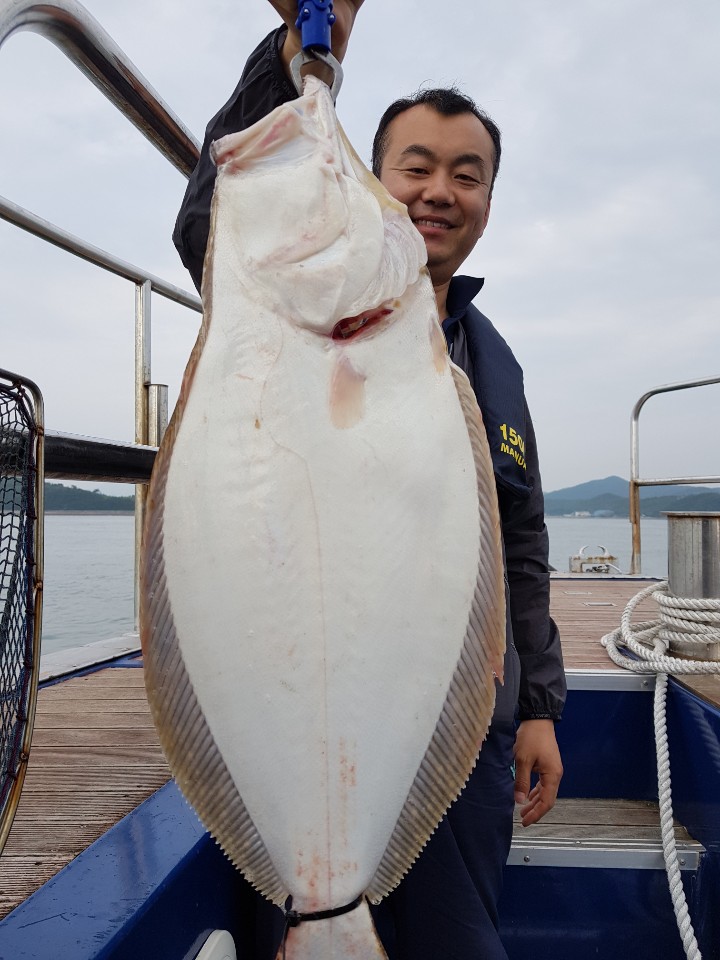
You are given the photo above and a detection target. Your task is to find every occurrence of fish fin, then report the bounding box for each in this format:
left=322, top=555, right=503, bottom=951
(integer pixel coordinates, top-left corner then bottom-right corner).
left=140, top=385, right=288, bottom=907
left=277, top=900, right=388, bottom=960
left=449, top=361, right=507, bottom=686
left=367, top=362, right=506, bottom=902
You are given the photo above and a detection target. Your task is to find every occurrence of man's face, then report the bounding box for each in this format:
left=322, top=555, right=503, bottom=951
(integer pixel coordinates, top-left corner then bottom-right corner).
left=379, top=105, right=494, bottom=287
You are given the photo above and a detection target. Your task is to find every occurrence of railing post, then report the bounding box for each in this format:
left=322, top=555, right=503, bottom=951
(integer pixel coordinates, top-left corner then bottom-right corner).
left=629, top=479, right=642, bottom=575
left=134, top=280, right=152, bottom=629
left=148, top=384, right=168, bottom=447
left=629, top=401, right=642, bottom=575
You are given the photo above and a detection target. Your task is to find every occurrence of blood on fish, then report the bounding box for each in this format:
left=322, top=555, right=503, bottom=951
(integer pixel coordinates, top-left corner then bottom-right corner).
left=214, top=110, right=300, bottom=170
left=329, top=354, right=366, bottom=429
left=256, top=112, right=297, bottom=152
left=331, top=307, right=393, bottom=341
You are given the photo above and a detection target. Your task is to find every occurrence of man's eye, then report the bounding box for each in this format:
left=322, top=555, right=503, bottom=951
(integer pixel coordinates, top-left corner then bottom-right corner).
left=406, top=167, right=428, bottom=175
left=456, top=173, right=481, bottom=185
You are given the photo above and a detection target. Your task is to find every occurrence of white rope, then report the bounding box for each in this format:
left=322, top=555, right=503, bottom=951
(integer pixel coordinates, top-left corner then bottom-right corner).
left=602, top=581, right=720, bottom=960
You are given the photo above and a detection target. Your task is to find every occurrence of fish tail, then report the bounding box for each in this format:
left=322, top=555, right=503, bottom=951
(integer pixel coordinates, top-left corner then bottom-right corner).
left=277, top=900, right=388, bottom=960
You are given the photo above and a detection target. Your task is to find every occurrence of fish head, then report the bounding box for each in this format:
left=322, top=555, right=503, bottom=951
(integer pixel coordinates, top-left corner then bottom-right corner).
left=211, top=78, right=427, bottom=340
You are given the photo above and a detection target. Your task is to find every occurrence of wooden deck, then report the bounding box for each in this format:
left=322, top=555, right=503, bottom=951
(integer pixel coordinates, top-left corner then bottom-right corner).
left=0, top=576, right=716, bottom=920
left=548, top=576, right=720, bottom=707
left=550, top=577, right=660, bottom=671
left=0, top=664, right=171, bottom=919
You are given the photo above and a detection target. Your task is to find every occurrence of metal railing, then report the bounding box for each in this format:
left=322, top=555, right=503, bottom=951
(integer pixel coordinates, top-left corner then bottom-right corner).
left=0, top=0, right=199, bottom=177
left=629, top=375, right=720, bottom=574
left=0, top=0, right=203, bottom=622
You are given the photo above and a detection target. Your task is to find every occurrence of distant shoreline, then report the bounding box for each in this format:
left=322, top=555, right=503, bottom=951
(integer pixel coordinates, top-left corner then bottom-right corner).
left=45, top=510, right=134, bottom=516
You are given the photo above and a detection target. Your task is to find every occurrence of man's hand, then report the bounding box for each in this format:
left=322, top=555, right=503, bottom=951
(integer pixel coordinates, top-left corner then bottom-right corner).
left=269, top=1, right=365, bottom=82
left=513, top=719, right=563, bottom=827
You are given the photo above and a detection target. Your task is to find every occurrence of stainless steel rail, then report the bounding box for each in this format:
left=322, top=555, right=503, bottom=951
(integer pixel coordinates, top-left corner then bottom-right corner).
left=0, top=0, right=200, bottom=177
left=1, top=0, right=203, bottom=622
left=629, top=375, right=720, bottom=574
left=0, top=196, right=201, bottom=311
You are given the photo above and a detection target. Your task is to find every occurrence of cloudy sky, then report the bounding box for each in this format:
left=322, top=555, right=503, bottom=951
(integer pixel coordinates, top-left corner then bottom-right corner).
left=1, top=0, right=718, bottom=496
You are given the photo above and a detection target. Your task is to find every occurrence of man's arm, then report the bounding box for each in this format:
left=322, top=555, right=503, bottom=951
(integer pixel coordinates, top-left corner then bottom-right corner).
left=498, top=405, right=566, bottom=826
left=173, top=28, right=295, bottom=291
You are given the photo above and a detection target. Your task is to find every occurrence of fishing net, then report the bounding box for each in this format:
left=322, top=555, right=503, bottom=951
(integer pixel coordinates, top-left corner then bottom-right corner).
left=0, top=371, right=42, bottom=852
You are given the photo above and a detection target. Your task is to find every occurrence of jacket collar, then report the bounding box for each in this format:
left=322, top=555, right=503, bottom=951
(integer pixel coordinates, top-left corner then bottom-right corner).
left=442, top=275, right=485, bottom=336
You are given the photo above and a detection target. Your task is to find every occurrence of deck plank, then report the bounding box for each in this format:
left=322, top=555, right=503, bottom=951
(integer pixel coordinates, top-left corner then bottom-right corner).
left=32, top=713, right=157, bottom=728
left=513, top=798, right=697, bottom=845
left=31, top=727, right=165, bottom=747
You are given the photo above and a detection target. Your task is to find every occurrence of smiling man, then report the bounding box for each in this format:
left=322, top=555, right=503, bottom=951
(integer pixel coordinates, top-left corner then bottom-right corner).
left=373, top=97, right=496, bottom=319
left=173, top=3, right=565, bottom=958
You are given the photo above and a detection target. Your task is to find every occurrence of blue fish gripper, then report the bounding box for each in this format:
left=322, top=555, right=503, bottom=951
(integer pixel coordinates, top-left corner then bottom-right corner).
left=296, top=0, right=336, bottom=52
left=291, top=0, right=343, bottom=100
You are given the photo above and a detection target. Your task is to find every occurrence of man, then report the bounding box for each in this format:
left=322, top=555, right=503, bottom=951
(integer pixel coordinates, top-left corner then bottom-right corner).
left=174, top=3, right=565, bottom=957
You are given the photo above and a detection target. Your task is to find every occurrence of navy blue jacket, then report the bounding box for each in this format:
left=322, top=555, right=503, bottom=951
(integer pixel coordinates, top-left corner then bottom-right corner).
left=444, top=281, right=565, bottom=721
left=173, top=29, right=565, bottom=723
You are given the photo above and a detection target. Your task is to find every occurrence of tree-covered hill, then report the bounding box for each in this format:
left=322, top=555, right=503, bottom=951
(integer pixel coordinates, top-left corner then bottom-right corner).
left=44, top=482, right=134, bottom=512
left=544, top=477, right=720, bottom=517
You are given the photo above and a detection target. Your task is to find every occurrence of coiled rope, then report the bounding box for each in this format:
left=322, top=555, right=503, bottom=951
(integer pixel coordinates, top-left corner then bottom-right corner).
left=602, top=581, right=720, bottom=960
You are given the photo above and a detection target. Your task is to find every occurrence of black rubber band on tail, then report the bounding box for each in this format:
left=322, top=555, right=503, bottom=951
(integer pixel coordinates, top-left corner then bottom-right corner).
left=281, top=894, right=364, bottom=957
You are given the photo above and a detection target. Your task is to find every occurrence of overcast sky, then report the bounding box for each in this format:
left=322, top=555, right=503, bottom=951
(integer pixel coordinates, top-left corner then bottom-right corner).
left=1, top=0, right=718, bottom=497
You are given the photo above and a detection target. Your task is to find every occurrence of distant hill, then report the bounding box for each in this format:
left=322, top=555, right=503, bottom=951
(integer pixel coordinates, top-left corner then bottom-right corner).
left=41, top=477, right=718, bottom=517
left=545, top=476, right=629, bottom=501
left=545, top=475, right=718, bottom=502
left=45, top=482, right=134, bottom=512
left=545, top=476, right=720, bottom=517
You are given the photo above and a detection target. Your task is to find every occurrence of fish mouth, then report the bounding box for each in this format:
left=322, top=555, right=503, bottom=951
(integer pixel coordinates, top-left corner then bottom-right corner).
left=332, top=305, right=394, bottom=341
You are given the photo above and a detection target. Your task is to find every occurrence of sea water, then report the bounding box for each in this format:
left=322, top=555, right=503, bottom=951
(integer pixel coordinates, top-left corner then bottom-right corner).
left=546, top=515, right=667, bottom=577
left=38, top=514, right=669, bottom=656
left=42, top=514, right=135, bottom=654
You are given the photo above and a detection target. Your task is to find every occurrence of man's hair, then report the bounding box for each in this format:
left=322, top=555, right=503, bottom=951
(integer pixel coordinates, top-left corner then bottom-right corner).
left=371, top=87, right=502, bottom=192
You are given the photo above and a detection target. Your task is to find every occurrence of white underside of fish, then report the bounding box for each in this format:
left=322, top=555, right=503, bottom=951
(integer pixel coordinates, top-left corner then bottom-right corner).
left=141, top=76, right=505, bottom=959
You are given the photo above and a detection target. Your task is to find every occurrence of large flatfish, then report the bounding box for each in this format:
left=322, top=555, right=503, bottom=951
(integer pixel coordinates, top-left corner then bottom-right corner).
left=140, top=75, right=505, bottom=959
